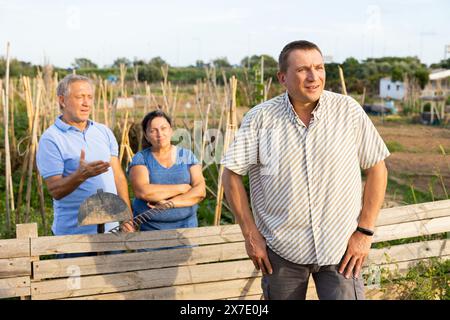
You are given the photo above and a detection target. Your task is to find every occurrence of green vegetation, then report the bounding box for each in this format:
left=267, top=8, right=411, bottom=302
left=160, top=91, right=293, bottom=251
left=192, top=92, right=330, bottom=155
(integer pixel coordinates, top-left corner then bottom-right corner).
left=385, top=141, right=405, bottom=153
left=386, top=177, right=439, bottom=206
left=380, top=258, right=450, bottom=300
left=0, top=55, right=432, bottom=99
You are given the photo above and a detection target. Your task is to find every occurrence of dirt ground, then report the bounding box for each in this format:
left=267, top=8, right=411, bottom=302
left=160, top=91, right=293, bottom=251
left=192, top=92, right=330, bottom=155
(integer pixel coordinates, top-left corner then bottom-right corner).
left=371, top=116, right=450, bottom=205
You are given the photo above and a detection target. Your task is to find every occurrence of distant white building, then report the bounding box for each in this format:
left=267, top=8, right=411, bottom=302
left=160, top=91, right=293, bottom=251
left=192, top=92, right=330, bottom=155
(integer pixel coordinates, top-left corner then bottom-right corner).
left=421, top=69, right=450, bottom=98
left=379, top=77, right=406, bottom=100
left=114, top=97, right=135, bottom=109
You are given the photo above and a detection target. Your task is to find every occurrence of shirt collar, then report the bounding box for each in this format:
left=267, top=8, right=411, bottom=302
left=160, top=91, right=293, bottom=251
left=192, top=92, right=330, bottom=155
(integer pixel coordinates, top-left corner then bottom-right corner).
left=55, top=115, right=93, bottom=132
left=284, top=91, right=326, bottom=126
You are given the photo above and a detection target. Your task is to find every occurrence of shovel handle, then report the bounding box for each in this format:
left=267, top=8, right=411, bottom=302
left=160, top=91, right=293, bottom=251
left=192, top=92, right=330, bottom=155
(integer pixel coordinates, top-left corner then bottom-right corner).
left=97, top=224, right=105, bottom=234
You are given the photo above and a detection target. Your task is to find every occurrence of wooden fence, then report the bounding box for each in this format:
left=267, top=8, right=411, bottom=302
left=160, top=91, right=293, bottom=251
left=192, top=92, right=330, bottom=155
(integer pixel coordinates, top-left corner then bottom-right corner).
left=1, top=200, right=449, bottom=300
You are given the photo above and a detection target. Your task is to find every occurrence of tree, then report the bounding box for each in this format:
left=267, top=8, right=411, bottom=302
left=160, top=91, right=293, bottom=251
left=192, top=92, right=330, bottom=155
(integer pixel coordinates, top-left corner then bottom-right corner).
left=391, top=66, right=404, bottom=82
left=132, top=58, right=147, bottom=66
left=240, top=54, right=278, bottom=69
left=148, top=56, right=168, bottom=68
left=0, top=57, right=36, bottom=77
left=430, top=58, right=450, bottom=69
left=112, top=57, right=132, bottom=68
left=137, top=65, right=162, bottom=82
left=414, top=69, right=429, bottom=89
left=195, top=60, right=208, bottom=68
left=212, top=57, right=231, bottom=68
left=71, top=58, right=97, bottom=69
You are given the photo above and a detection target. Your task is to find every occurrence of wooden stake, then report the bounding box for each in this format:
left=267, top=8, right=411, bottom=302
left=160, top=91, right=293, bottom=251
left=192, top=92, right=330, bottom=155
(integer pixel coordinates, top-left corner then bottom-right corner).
left=3, top=42, right=13, bottom=232
left=36, top=171, right=47, bottom=235
left=200, top=104, right=211, bottom=163
left=214, top=76, right=238, bottom=225
left=24, top=80, right=41, bottom=222
left=361, top=87, right=366, bottom=106
left=15, top=147, right=28, bottom=224
left=260, top=55, right=265, bottom=103
left=9, top=79, right=17, bottom=161
left=120, top=63, right=126, bottom=98
left=338, top=65, right=347, bottom=96
left=119, top=111, right=129, bottom=164
left=144, top=83, right=150, bottom=116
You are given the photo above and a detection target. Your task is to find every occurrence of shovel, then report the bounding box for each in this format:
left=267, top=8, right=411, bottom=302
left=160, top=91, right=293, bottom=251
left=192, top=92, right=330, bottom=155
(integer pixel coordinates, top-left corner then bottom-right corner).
left=78, top=189, right=131, bottom=234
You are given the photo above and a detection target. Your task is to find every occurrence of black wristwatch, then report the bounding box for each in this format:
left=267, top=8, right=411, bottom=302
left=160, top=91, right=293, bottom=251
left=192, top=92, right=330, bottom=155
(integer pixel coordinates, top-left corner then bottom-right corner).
left=356, top=226, right=374, bottom=236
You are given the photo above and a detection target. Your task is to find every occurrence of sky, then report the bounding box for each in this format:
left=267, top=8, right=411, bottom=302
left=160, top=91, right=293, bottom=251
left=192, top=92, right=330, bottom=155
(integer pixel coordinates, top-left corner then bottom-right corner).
left=0, top=0, right=449, bottom=68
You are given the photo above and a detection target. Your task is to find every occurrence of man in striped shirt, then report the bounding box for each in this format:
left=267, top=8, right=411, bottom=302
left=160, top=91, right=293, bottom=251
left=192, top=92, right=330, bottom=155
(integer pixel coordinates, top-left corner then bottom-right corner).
left=221, top=40, right=390, bottom=300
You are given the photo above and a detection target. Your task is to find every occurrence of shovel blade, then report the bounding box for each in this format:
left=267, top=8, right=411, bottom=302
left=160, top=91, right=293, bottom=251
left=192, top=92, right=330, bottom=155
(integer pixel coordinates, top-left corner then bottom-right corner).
left=78, top=190, right=131, bottom=226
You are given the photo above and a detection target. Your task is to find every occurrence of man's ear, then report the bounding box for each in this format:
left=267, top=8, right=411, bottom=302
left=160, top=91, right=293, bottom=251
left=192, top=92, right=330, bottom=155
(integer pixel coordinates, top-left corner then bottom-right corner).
left=277, top=71, right=286, bottom=86
left=58, top=95, right=65, bottom=108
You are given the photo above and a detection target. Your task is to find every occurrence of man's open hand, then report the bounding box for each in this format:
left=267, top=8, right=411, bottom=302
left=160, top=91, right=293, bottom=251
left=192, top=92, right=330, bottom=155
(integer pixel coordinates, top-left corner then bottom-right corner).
left=77, top=149, right=110, bottom=179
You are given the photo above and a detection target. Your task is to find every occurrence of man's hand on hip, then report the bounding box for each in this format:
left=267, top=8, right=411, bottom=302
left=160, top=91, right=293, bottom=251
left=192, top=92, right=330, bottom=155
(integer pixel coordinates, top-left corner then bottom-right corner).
left=245, top=230, right=273, bottom=275
left=338, top=231, right=373, bottom=279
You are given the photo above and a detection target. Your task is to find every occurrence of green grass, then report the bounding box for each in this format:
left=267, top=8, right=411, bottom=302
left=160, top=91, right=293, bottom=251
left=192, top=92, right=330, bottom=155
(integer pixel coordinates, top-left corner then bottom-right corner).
left=385, top=140, right=405, bottom=153
left=380, top=257, right=450, bottom=300
left=386, top=176, right=439, bottom=205
left=371, top=177, right=446, bottom=249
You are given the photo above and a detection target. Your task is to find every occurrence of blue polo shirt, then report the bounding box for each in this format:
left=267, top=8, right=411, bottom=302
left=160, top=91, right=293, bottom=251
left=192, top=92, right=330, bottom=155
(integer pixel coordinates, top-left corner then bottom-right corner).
left=36, top=116, right=120, bottom=235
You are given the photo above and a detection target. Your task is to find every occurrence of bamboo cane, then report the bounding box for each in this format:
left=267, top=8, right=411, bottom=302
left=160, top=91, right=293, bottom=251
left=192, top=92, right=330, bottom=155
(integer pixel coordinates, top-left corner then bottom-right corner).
left=93, top=78, right=102, bottom=122
left=160, top=65, right=170, bottom=114
left=35, top=75, right=47, bottom=233
left=214, top=76, right=238, bottom=225
left=200, top=103, right=211, bottom=163
left=171, top=85, right=179, bottom=121
left=144, top=83, right=150, bottom=116
left=1, top=78, right=16, bottom=216
left=15, top=146, right=28, bottom=224
left=119, top=111, right=129, bottom=164
left=260, top=55, right=265, bottom=103
left=361, top=87, right=366, bottom=106
left=52, top=73, right=59, bottom=120
left=264, top=77, right=272, bottom=102
left=124, top=121, right=135, bottom=166
left=36, top=168, right=47, bottom=235
left=3, top=42, right=12, bottom=232
left=338, top=65, right=348, bottom=96
left=194, top=83, right=205, bottom=124
left=9, top=79, right=17, bottom=160
left=205, top=184, right=233, bottom=213
left=120, top=63, right=126, bottom=98
left=15, top=77, right=33, bottom=222
left=23, top=77, right=33, bottom=129
left=101, top=79, right=110, bottom=128
left=24, top=80, right=42, bottom=222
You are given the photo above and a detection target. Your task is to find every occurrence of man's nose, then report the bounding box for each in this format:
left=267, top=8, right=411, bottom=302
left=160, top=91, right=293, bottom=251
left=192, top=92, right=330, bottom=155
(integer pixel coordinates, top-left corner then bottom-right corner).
left=82, top=96, right=91, bottom=105
left=306, top=69, right=318, bottom=81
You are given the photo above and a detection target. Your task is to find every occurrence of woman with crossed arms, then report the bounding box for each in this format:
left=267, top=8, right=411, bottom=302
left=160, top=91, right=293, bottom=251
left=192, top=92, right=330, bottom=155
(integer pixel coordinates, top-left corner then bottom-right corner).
left=128, top=110, right=206, bottom=231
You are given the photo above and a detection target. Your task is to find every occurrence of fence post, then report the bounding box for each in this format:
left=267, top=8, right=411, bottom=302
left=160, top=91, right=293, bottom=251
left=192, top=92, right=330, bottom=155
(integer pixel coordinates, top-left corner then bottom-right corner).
left=16, top=223, right=38, bottom=300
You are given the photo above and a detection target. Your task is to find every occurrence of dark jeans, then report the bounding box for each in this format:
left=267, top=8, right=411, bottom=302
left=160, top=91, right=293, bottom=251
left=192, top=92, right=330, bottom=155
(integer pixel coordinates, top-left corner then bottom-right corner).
left=262, top=247, right=365, bottom=300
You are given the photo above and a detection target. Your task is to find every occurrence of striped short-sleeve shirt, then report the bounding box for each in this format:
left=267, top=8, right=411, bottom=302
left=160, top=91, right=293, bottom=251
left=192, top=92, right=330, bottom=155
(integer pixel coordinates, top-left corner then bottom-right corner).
left=221, top=91, right=390, bottom=266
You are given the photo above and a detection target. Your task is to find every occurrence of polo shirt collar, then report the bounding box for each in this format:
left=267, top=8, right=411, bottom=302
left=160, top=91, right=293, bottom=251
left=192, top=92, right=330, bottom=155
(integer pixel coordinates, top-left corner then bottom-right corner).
left=54, top=116, right=93, bottom=132
left=284, top=91, right=326, bottom=126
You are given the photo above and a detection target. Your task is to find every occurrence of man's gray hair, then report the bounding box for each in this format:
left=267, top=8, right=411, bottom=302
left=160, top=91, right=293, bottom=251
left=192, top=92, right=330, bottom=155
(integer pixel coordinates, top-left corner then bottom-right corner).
left=56, top=74, right=94, bottom=97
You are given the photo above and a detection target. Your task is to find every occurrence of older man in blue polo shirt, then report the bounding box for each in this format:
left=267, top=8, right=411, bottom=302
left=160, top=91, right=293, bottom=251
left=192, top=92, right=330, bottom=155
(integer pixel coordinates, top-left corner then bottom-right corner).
left=36, top=74, right=133, bottom=235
